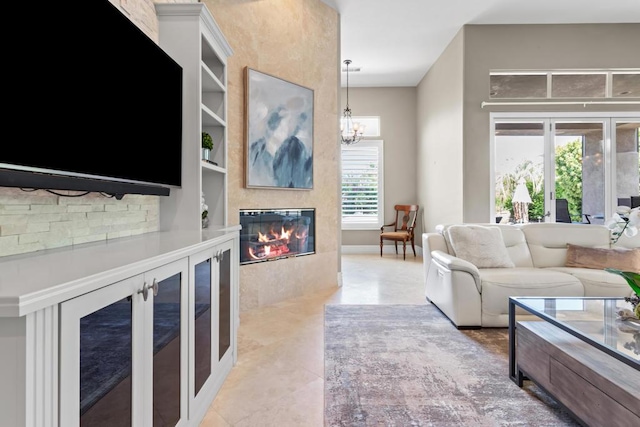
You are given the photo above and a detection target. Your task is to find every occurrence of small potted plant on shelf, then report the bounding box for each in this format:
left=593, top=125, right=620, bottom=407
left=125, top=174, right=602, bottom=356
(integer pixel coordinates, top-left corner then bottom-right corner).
left=202, top=132, right=213, bottom=162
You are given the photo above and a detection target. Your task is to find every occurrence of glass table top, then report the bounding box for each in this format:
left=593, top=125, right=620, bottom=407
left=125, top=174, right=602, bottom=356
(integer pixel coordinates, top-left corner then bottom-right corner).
left=511, top=297, right=640, bottom=365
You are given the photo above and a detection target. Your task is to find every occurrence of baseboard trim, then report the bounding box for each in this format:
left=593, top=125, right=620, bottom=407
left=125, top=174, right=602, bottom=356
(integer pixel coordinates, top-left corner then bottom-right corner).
left=341, top=245, right=423, bottom=255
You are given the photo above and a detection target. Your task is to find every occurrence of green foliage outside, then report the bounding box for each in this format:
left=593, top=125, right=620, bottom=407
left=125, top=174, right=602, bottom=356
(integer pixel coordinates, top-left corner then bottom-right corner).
left=496, top=138, right=584, bottom=222
left=554, top=139, right=583, bottom=221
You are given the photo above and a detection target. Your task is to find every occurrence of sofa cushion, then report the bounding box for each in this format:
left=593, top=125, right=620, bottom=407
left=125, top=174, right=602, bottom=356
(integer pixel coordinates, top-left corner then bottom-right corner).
left=497, top=225, right=534, bottom=268
left=564, top=244, right=640, bottom=273
left=479, top=268, right=584, bottom=318
left=520, top=223, right=610, bottom=268
left=547, top=267, right=634, bottom=297
left=448, top=225, right=515, bottom=268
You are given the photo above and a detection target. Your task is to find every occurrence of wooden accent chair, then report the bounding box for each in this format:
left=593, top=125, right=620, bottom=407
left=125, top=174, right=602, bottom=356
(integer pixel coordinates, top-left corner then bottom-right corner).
left=380, top=204, right=419, bottom=260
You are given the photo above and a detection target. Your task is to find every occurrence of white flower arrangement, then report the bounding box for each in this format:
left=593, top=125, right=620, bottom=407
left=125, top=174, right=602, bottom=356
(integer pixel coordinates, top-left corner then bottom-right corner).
left=606, top=205, right=639, bottom=244
left=201, top=192, right=209, bottom=220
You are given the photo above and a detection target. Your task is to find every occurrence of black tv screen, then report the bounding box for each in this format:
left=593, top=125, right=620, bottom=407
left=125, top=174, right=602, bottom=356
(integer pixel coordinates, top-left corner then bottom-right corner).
left=1, top=0, right=182, bottom=197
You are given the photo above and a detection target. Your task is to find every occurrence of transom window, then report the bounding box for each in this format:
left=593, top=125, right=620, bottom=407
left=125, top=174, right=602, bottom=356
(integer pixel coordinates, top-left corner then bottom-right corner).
left=490, top=70, right=640, bottom=99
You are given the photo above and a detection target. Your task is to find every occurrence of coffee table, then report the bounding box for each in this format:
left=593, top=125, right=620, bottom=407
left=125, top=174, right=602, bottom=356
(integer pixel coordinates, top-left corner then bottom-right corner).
left=508, top=297, right=640, bottom=426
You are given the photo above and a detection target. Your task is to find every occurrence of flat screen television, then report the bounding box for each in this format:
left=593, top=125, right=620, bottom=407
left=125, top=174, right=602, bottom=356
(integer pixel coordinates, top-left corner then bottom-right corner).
left=0, top=0, right=183, bottom=199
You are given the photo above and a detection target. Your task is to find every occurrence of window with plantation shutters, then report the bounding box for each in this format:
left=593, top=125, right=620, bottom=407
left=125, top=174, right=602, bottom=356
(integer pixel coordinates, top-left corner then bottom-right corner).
left=341, top=140, right=384, bottom=229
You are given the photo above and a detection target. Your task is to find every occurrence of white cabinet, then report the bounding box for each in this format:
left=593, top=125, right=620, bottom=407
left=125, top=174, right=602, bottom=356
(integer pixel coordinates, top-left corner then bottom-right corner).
left=188, top=238, right=238, bottom=423
left=157, top=3, right=233, bottom=230
left=0, top=228, right=240, bottom=427
left=59, top=259, right=189, bottom=427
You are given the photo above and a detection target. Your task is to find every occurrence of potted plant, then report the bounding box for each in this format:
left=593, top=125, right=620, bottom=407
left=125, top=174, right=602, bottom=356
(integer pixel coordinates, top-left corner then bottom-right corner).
left=606, top=268, right=640, bottom=318
left=202, top=132, right=213, bottom=162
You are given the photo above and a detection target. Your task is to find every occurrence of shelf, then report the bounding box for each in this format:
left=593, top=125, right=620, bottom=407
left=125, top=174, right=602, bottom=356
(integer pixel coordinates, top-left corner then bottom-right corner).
left=157, top=1, right=232, bottom=230
left=202, top=62, right=225, bottom=93
left=201, top=35, right=225, bottom=82
left=202, top=105, right=226, bottom=127
left=202, top=161, right=226, bottom=174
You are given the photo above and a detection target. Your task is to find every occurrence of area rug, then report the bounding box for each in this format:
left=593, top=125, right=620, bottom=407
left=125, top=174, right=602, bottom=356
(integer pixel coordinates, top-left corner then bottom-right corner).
left=324, top=304, right=580, bottom=426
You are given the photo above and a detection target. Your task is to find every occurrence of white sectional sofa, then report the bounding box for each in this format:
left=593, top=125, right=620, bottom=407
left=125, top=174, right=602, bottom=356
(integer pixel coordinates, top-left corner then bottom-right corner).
left=422, top=223, right=639, bottom=328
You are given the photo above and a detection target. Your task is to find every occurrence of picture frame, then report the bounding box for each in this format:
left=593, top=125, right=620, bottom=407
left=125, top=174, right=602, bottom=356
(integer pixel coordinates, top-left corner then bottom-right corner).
left=245, top=67, right=314, bottom=189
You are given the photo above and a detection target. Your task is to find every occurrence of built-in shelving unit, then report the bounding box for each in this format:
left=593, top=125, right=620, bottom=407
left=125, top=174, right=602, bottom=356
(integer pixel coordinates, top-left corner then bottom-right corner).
left=157, top=3, right=233, bottom=230
left=0, top=6, right=239, bottom=426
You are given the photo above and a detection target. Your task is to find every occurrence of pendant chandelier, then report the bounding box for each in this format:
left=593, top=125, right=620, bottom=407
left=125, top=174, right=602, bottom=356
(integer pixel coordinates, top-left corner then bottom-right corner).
left=340, top=59, right=364, bottom=145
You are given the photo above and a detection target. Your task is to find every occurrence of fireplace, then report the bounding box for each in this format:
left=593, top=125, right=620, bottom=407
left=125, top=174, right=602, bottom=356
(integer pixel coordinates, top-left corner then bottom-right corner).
left=239, top=208, right=315, bottom=265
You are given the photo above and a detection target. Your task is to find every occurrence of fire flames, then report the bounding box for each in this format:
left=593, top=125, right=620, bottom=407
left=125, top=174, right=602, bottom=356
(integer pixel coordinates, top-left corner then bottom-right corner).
left=247, top=225, right=307, bottom=260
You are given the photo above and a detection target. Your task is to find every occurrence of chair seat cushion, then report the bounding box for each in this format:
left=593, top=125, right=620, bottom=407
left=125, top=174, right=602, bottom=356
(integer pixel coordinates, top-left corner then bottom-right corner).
left=381, top=231, right=410, bottom=239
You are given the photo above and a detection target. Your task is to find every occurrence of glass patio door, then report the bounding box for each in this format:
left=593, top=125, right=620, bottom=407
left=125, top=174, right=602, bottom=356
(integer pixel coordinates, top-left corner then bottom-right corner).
left=492, top=113, right=640, bottom=224
left=493, top=120, right=547, bottom=224
left=613, top=119, right=640, bottom=211
left=551, top=120, right=606, bottom=224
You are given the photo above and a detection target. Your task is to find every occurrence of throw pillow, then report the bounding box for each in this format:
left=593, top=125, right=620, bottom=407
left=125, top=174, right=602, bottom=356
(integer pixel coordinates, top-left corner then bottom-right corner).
left=565, top=244, right=640, bottom=273
left=447, top=225, right=515, bottom=268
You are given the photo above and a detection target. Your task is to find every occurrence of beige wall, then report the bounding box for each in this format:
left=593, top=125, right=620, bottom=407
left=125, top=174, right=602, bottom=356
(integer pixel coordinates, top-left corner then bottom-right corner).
left=416, top=30, right=464, bottom=233
left=462, top=23, right=640, bottom=223
left=417, top=23, right=640, bottom=232
left=340, top=87, right=419, bottom=246
left=205, top=0, right=340, bottom=311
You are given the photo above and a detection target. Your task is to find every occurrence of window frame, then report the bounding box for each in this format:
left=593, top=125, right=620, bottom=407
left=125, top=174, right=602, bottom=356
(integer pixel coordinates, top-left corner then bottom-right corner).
left=341, top=139, right=384, bottom=230
left=350, top=116, right=381, bottom=137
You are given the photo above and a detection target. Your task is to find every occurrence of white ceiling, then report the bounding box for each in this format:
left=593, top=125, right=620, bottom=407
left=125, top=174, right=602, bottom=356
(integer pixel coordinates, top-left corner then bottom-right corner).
left=321, top=0, right=640, bottom=87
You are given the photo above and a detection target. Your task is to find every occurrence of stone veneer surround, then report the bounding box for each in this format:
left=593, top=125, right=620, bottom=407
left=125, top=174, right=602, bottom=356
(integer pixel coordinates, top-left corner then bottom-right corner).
left=0, top=188, right=159, bottom=257
left=206, top=0, right=340, bottom=311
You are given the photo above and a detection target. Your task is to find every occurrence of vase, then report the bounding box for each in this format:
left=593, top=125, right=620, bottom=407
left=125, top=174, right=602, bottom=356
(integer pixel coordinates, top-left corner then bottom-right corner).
left=202, top=217, right=209, bottom=229
left=202, top=148, right=211, bottom=162
left=627, top=294, right=640, bottom=319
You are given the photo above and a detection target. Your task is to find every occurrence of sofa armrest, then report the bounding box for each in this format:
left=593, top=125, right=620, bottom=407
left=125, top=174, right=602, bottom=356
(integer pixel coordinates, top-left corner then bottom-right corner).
left=425, top=250, right=483, bottom=327
left=431, top=250, right=481, bottom=290
left=422, top=232, right=447, bottom=284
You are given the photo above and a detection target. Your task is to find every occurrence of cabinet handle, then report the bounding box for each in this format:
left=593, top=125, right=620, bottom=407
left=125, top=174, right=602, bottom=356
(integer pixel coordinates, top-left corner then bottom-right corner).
left=138, top=282, right=149, bottom=301
left=150, top=279, right=159, bottom=297
left=137, top=280, right=158, bottom=302
left=214, top=250, right=224, bottom=262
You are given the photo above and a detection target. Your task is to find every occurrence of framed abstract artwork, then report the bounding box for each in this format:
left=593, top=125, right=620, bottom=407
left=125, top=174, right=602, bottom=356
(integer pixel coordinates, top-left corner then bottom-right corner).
left=245, top=67, right=314, bottom=189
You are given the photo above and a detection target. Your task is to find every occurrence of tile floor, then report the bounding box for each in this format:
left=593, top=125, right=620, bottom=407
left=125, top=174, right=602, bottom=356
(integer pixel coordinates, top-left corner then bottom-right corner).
left=200, top=253, right=426, bottom=426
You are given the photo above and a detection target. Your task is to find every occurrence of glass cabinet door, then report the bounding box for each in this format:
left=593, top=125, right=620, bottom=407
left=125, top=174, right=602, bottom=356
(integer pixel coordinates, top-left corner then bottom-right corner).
left=60, top=275, right=145, bottom=427
left=218, top=245, right=232, bottom=362
left=192, top=254, right=212, bottom=397
left=60, top=258, right=189, bottom=427
left=145, top=259, right=189, bottom=427
left=188, top=238, right=236, bottom=421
